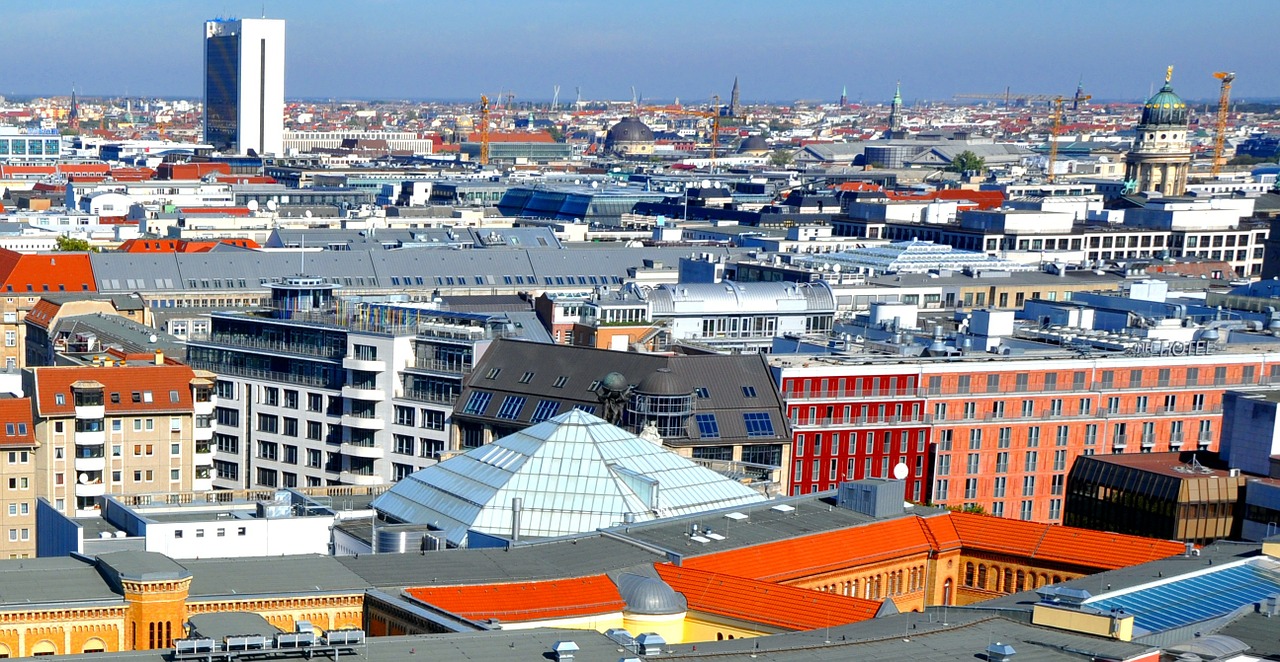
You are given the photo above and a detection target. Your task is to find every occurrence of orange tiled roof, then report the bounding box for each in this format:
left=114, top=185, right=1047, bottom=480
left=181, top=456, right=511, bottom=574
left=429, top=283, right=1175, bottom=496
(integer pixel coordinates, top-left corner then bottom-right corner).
left=683, top=516, right=935, bottom=583
left=32, top=364, right=198, bottom=417
left=0, top=399, right=35, bottom=447
left=654, top=564, right=879, bottom=630
left=404, top=575, right=624, bottom=623
left=0, top=250, right=96, bottom=295
left=947, top=511, right=1185, bottom=570
left=24, top=299, right=61, bottom=330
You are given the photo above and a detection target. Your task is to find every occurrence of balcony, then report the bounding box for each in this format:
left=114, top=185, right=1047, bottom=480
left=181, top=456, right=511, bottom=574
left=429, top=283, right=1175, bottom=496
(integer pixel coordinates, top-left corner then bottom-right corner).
left=75, top=405, right=105, bottom=420
left=75, top=480, right=106, bottom=498
left=341, top=385, right=385, bottom=402
left=343, top=356, right=386, bottom=372
left=194, top=399, right=216, bottom=417
left=338, top=471, right=384, bottom=487
left=200, top=332, right=345, bottom=361
left=409, top=358, right=472, bottom=376
left=340, top=442, right=386, bottom=459
left=192, top=477, right=215, bottom=492
left=75, top=430, right=105, bottom=446
left=341, top=414, right=386, bottom=431
left=194, top=425, right=214, bottom=442
left=194, top=448, right=215, bottom=466
left=790, top=415, right=929, bottom=428
left=74, top=456, right=106, bottom=472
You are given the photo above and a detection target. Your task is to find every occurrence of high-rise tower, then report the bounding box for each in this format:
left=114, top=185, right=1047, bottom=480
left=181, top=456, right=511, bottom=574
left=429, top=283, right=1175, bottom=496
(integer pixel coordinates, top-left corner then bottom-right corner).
left=1123, top=67, right=1191, bottom=196
left=840, top=85, right=848, bottom=107
left=203, top=17, right=285, bottom=156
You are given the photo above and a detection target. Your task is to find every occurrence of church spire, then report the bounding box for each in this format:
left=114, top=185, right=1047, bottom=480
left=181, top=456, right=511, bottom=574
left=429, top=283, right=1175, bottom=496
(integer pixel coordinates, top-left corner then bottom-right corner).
left=729, top=76, right=741, bottom=117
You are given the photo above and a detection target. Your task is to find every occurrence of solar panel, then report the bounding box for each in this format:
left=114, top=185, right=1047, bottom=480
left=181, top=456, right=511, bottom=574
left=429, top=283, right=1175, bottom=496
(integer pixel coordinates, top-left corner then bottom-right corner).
left=1087, top=560, right=1280, bottom=634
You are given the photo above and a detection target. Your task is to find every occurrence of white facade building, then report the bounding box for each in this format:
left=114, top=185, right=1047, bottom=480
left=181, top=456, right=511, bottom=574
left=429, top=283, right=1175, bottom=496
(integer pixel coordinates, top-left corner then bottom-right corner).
left=204, top=18, right=286, bottom=156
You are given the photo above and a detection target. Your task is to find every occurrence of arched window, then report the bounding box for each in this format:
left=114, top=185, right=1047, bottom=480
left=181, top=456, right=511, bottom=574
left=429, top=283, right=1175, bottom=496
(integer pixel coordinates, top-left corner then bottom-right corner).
left=82, top=639, right=107, bottom=654
left=943, top=578, right=953, bottom=605
left=977, top=564, right=988, bottom=590
left=1003, top=568, right=1014, bottom=593
left=30, top=640, right=57, bottom=657
left=1052, top=575, right=1062, bottom=584
left=1016, top=570, right=1026, bottom=592
left=964, top=562, right=975, bottom=587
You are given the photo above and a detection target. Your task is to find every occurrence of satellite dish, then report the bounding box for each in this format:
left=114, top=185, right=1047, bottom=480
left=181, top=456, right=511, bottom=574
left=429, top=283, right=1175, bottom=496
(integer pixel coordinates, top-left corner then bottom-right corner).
left=701, top=179, right=712, bottom=188
left=304, top=210, right=312, bottom=218
left=79, top=473, right=90, bottom=484
left=892, top=462, right=909, bottom=481
left=266, top=199, right=278, bottom=211
left=246, top=200, right=258, bottom=212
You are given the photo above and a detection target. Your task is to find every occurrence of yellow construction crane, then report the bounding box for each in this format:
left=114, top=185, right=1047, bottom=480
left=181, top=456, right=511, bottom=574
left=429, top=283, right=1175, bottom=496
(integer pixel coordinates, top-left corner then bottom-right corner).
left=478, top=95, right=490, bottom=166
left=1211, top=71, right=1236, bottom=177
left=1046, top=93, right=1089, bottom=183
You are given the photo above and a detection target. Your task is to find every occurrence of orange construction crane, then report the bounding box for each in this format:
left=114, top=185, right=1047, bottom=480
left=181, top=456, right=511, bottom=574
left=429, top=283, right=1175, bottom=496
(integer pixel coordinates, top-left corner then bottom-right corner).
left=1047, top=93, right=1089, bottom=183
left=635, top=97, right=721, bottom=171
left=1211, top=72, right=1236, bottom=177
left=478, top=95, right=490, bottom=166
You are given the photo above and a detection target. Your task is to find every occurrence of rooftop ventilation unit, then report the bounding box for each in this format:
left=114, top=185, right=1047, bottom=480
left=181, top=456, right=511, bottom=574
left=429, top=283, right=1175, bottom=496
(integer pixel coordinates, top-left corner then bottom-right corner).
left=552, top=640, right=579, bottom=661
left=635, top=633, right=666, bottom=655
left=986, top=642, right=1016, bottom=662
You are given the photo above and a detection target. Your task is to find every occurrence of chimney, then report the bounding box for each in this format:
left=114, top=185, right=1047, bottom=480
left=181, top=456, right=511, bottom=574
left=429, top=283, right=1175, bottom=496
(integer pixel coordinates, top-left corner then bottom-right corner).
left=154, top=349, right=164, bottom=365
left=552, top=641, right=578, bottom=662
left=511, top=497, right=522, bottom=541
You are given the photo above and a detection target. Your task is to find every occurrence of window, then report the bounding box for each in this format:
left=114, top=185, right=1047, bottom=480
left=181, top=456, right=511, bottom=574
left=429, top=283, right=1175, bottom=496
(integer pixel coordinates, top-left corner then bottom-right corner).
left=742, top=385, right=758, bottom=398
left=1022, top=475, right=1036, bottom=496
left=307, top=393, right=323, bottom=412
left=518, top=371, right=534, bottom=384
left=743, top=412, right=775, bottom=437
left=462, top=391, right=492, bottom=415
left=1025, top=451, right=1038, bottom=472
left=283, top=390, right=298, bottom=409
left=552, top=376, right=569, bottom=389
left=306, top=421, right=322, bottom=440
left=394, top=405, right=415, bottom=427
left=257, top=414, right=278, bottom=433
left=530, top=400, right=561, bottom=423
left=394, top=435, right=415, bottom=456
left=420, top=409, right=446, bottom=431
left=694, top=387, right=709, bottom=398
left=496, top=396, right=527, bottom=420
left=484, top=368, right=501, bottom=379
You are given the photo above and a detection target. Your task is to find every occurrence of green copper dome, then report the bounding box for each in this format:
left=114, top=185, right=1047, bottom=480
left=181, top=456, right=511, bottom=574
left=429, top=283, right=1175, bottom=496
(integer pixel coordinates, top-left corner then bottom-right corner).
left=1141, top=82, right=1188, bottom=127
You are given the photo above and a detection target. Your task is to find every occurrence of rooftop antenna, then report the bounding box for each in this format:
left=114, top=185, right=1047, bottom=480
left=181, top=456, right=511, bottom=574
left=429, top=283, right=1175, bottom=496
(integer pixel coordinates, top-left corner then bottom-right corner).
left=300, top=235, right=305, bottom=275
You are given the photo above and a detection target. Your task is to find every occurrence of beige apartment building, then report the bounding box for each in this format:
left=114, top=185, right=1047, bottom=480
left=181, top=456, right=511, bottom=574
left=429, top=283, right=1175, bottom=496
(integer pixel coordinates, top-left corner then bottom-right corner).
left=0, top=398, right=37, bottom=557
left=24, top=359, right=216, bottom=524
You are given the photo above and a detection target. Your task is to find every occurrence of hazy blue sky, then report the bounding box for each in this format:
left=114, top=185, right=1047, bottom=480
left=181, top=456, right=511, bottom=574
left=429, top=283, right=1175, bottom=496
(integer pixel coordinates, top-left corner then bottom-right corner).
left=7, top=0, right=1278, bottom=103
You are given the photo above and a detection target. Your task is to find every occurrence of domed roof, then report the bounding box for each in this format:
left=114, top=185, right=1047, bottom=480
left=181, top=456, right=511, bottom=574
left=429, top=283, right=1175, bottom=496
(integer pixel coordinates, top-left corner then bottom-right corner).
left=737, top=135, right=768, bottom=153
left=635, top=367, right=686, bottom=395
left=605, top=116, right=654, bottom=145
left=1141, top=83, right=1188, bottom=127
left=599, top=371, right=629, bottom=395
left=616, top=573, right=687, bottom=615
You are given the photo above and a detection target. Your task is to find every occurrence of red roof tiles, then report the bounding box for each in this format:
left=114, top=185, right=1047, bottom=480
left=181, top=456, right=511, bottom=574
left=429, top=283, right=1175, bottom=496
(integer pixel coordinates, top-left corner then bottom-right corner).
left=684, top=516, right=936, bottom=583
left=405, top=575, right=624, bottom=623
left=654, top=564, right=879, bottom=630
left=946, top=511, right=1185, bottom=570
left=31, top=364, right=199, bottom=417
left=0, top=399, right=35, bottom=447
left=0, top=250, right=96, bottom=295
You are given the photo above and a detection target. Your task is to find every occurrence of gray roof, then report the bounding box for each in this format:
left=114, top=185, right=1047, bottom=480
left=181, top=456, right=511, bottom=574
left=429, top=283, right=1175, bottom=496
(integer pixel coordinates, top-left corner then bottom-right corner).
left=0, top=556, right=121, bottom=609
left=96, top=550, right=189, bottom=584
left=336, top=534, right=662, bottom=590
left=187, top=612, right=281, bottom=641
left=181, top=555, right=370, bottom=599
left=453, top=339, right=790, bottom=447
left=53, top=312, right=186, bottom=359
left=89, top=246, right=752, bottom=295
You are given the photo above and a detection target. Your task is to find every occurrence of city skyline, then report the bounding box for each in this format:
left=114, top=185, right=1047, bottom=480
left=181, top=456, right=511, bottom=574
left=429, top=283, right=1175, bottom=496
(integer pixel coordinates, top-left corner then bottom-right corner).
left=5, top=0, right=1279, bottom=104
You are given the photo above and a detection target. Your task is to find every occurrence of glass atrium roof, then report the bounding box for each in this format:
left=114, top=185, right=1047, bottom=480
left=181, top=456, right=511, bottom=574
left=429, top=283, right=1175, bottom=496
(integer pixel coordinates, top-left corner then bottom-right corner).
left=371, top=409, right=766, bottom=546
left=1086, top=558, right=1280, bottom=635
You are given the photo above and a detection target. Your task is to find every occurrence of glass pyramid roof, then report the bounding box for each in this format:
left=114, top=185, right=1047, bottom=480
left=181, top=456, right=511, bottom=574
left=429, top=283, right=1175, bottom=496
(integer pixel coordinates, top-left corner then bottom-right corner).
left=371, top=409, right=767, bottom=546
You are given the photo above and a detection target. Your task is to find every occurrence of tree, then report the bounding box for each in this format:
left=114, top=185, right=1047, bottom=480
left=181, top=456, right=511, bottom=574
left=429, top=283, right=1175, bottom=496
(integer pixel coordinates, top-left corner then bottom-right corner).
left=768, top=150, right=795, bottom=167
left=546, top=125, right=566, bottom=143
left=55, top=236, right=93, bottom=252
left=948, top=150, right=985, bottom=174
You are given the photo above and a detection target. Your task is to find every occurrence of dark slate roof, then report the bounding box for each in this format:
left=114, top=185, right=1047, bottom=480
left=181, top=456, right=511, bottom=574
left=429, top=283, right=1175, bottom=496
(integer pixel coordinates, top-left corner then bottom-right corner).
left=452, top=339, right=789, bottom=448
left=0, top=556, right=122, bottom=609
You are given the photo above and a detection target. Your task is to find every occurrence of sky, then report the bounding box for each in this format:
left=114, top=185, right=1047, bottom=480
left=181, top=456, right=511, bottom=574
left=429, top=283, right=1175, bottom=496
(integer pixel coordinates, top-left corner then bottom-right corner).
left=6, top=0, right=1279, bottom=104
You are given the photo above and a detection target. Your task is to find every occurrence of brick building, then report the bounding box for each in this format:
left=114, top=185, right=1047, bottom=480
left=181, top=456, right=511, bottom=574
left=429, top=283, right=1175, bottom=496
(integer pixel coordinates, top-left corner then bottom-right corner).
left=772, top=347, right=1279, bottom=522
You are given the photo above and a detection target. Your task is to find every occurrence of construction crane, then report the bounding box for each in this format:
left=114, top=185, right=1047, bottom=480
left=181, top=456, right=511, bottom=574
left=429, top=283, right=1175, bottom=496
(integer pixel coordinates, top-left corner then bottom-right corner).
left=633, top=96, right=721, bottom=171
left=1047, top=93, right=1090, bottom=183
left=478, top=95, right=490, bottom=166
left=1211, top=71, right=1236, bottom=177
